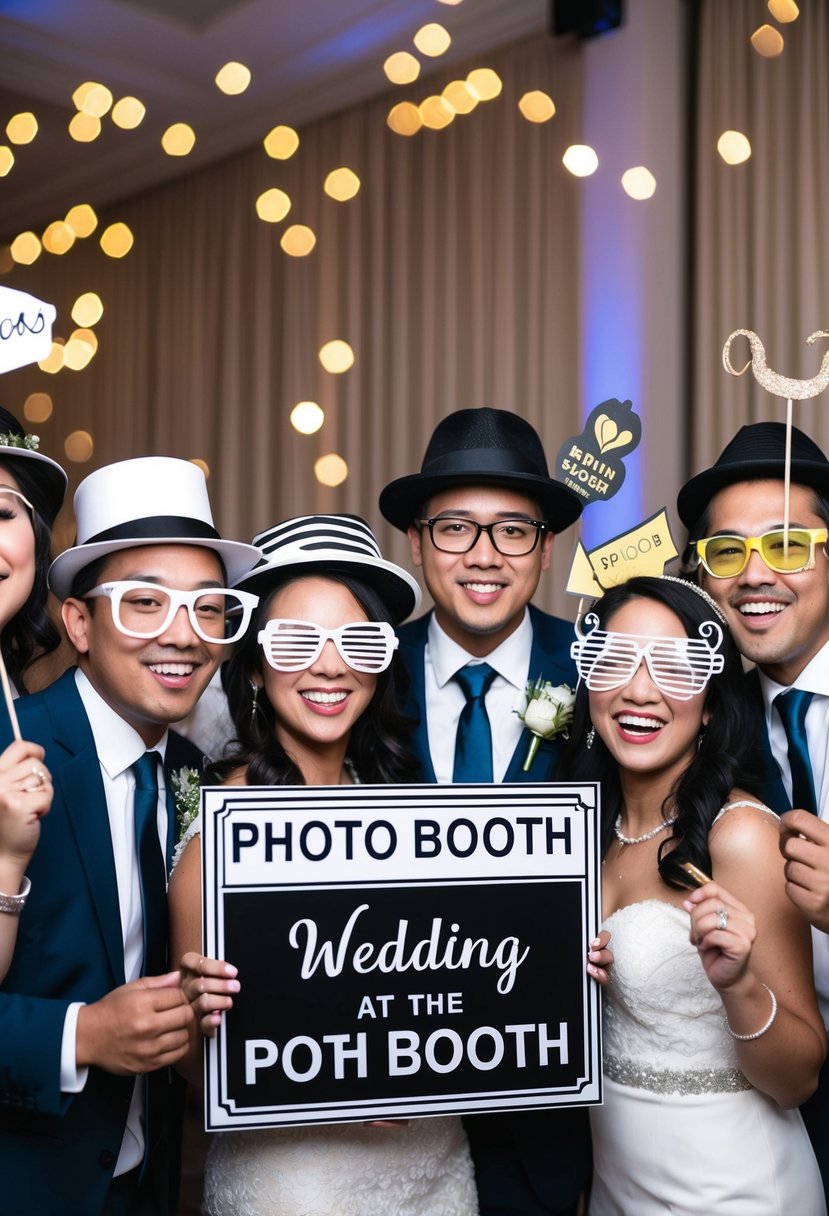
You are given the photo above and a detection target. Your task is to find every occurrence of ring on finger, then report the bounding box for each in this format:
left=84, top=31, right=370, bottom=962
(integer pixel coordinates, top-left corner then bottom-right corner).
left=717, top=907, right=728, bottom=931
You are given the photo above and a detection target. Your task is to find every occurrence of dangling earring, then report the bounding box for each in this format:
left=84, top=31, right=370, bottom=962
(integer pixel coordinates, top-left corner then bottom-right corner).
left=249, top=680, right=260, bottom=724
left=697, top=724, right=707, bottom=752
left=586, top=726, right=595, bottom=750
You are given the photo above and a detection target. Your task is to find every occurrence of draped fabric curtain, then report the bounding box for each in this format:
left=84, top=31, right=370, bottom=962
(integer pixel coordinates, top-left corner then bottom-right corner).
left=3, top=31, right=584, bottom=619
left=692, top=0, right=829, bottom=478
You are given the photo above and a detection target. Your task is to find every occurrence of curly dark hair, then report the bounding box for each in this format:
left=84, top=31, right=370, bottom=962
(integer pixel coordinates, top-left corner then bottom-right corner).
left=0, top=458, right=61, bottom=691
left=208, top=572, right=419, bottom=787
left=557, top=576, right=763, bottom=888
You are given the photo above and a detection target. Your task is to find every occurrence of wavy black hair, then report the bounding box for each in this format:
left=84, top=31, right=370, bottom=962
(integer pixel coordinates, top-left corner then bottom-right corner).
left=208, top=572, right=419, bottom=786
left=0, top=457, right=61, bottom=691
left=557, top=575, right=762, bottom=888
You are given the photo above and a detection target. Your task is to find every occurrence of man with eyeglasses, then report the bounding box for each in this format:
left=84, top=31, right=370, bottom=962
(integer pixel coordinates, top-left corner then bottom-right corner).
left=678, top=420, right=829, bottom=1195
left=380, top=407, right=589, bottom=1216
left=0, top=456, right=259, bottom=1216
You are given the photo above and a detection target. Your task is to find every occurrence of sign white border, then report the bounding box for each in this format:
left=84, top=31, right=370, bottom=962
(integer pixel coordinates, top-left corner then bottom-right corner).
left=203, top=782, right=602, bottom=1129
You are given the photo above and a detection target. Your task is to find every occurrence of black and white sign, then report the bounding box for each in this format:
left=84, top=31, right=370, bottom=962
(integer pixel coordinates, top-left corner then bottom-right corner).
left=202, top=782, right=602, bottom=1130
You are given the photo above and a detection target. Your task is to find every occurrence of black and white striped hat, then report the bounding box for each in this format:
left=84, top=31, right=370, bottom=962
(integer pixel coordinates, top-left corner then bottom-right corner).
left=236, top=514, right=421, bottom=624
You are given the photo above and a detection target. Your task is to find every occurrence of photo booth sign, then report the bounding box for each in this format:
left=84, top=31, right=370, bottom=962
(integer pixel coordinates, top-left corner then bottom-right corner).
left=202, top=782, right=602, bottom=1130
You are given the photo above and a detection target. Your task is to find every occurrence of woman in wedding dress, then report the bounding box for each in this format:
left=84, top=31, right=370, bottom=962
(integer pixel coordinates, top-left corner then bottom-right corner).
left=169, top=514, right=479, bottom=1216
left=563, top=575, right=826, bottom=1215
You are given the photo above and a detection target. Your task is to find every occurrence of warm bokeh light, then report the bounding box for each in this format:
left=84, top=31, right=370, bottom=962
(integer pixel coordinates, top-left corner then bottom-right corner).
left=280, top=225, right=316, bottom=256
left=72, top=82, right=112, bottom=116
left=324, top=167, right=361, bottom=202
left=562, top=144, right=599, bottom=177
left=111, top=97, right=146, bottom=129
left=161, top=123, right=196, bottom=156
left=10, top=232, right=41, bottom=265
left=0, top=247, right=13, bottom=275
left=64, top=431, right=94, bottom=462
left=386, top=102, right=422, bottom=137
left=314, top=453, right=348, bottom=487
left=768, top=0, right=798, bottom=22
left=717, top=129, right=752, bottom=164
left=77, top=83, right=113, bottom=117
left=71, top=327, right=98, bottom=354
left=466, top=68, right=502, bottom=101
left=68, top=112, right=101, bottom=142
left=443, top=80, right=479, bottom=114
left=215, top=62, right=251, bottom=94
left=42, top=221, right=76, bottom=255
left=6, top=112, right=38, bottom=145
left=62, top=336, right=95, bottom=371
left=751, top=24, right=784, bottom=56
left=72, top=292, right=104, bottom=326
left=436, top=0, right=464, bottom=5
left=383, top=52, right=420, bottom=85
left=319, top=340, right=355, bottom=374
left=100, top=222, right=134, bottom=258
left=263, top=125, right=299, bottom=159
left=255, top=188, right=291, bottom=223
left=290, top=401, right=325, bottom=434
left=621, top=166, right=657, bottom=199
left=419, top=95, right=454, bottom=130
left=190, top=458, right=210, bottom=478
left=65, top=203, right=98, bottom=237
left=414, top=23, right=451, bottom=57
left=38, top=340, right=65, bottom=374
left=0, top=147, right=13, bottom=177
left=23, top=392, right=53, bottom=424
left=518, top=90, right=556, bottom=123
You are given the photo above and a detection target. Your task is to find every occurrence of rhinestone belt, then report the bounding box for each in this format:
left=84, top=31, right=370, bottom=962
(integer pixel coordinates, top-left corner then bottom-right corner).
left=605, top=1054, right=751, bottom=1095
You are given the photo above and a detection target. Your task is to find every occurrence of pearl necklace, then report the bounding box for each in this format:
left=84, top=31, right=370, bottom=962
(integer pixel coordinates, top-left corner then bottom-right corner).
left=614, top=814, right=674, bottom=846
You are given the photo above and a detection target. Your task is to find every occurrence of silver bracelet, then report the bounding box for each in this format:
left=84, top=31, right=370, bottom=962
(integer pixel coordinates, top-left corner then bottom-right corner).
left=0, top=875, right=30, bottom=915
left=726, top=983, right=778, bottom=1041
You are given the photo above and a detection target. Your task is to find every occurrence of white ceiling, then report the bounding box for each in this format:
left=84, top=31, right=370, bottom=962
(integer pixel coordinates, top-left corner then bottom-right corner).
left=0, top=0, right=549, bottom=239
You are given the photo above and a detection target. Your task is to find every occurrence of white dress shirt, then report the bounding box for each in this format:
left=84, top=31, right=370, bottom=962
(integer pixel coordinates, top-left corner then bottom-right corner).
left=424, top=609, right=534, bottom=783
left=60, top=669, right=170, bottom=1175
left=759, top=641, right=829, bottom=1028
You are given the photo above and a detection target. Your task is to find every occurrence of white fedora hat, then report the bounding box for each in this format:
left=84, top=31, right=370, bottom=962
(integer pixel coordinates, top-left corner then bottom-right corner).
left=49, top=456, right=260, bottom=599
left=236, top=514, right=421, bottom=624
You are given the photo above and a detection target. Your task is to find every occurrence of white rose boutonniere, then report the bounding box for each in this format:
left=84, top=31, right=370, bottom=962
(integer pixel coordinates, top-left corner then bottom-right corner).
left=515, top=677, right=575, bottom=771
left=171, top=765, right=201, bottom=839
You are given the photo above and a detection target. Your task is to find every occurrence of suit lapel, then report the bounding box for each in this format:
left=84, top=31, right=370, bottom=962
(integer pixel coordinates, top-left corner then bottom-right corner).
left=399, top=616, right=437, bottom=783
left=505, top=607, right=577, bottom=784
left=46, top=672, right=125, bottom=984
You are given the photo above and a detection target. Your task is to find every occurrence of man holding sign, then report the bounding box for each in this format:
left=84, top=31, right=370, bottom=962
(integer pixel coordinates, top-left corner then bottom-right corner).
left=379, top=408, right=593, bottom=1216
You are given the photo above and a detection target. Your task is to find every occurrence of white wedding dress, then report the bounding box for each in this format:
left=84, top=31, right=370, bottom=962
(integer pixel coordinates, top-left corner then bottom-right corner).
left=590, top=880, right=825, bottom=1214
left=176, top=820, right=478, bottom=1216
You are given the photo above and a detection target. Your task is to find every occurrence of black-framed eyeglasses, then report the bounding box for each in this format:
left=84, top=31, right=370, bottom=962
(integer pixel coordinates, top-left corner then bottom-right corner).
left=419, top=516, right=548, bottom=556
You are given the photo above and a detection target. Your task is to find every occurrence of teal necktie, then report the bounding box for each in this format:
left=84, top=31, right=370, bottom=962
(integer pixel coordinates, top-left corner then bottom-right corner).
left=775, top=689, right=817, bottom=815
left=453, top=663, right=497, bottom=783
left=132, top=752, right=167, bottom=977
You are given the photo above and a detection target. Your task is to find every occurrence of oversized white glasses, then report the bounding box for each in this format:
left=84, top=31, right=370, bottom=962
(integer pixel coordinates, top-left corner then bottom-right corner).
left=571, top=613, right=724, bottom=701
left=258, top=618, right=398, bottom=673
left=86, top=581, right=258, bottom=644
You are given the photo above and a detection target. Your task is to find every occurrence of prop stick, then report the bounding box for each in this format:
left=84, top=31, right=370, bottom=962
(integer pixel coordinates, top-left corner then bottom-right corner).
left=0, top=652, right=21, bottom=742
left=723, top=329, right=829, bottom=543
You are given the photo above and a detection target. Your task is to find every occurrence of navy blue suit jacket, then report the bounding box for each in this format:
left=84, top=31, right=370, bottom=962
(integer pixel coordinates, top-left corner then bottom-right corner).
left=396, top=605, right=590, bottom=1215
left=0, top=668, right=201, bottom=1216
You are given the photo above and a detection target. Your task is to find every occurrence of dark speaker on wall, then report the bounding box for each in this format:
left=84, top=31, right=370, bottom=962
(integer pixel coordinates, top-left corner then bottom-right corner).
left=551, top=0, right=624, bottom=39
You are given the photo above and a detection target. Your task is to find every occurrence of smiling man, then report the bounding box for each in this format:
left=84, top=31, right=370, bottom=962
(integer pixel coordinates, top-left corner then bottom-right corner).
left=678, top=420, right=829, bottom=1195
left=379, top=407, right=588, bottom=1216
left=0, top=457, right=258, bottom=1216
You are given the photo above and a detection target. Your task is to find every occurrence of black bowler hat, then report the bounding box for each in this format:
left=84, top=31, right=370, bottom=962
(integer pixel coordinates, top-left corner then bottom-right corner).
left=379, top=407, right=583, bottom=533
left=677, top=421, right=829, bottom=531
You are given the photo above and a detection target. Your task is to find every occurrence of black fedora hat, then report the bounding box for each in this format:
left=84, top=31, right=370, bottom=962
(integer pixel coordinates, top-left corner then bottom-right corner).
left=677, top=421, right=829, bottom=531
left=379, top=407, right=583, bottom=533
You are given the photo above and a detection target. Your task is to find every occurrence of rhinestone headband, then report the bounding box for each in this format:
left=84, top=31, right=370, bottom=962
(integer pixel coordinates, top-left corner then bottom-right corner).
left=657, top=574, right=727, bottom=624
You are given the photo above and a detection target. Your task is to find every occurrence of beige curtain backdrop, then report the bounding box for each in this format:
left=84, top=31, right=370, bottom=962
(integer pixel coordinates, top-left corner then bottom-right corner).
left=692, top=0, right=829, bottom=480
left=2, top=31, right=585, bottom=619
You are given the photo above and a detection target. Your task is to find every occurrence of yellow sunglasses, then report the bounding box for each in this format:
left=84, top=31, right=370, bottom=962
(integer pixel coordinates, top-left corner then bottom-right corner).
left=693, top=528, right=829, bottom=579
